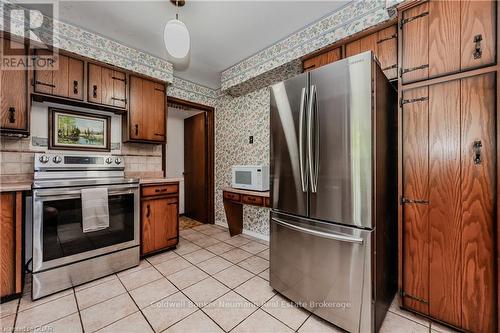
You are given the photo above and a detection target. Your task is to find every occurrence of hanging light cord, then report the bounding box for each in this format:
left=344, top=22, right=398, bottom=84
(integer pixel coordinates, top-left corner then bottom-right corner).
left=176, top=0, right=179, bottom=20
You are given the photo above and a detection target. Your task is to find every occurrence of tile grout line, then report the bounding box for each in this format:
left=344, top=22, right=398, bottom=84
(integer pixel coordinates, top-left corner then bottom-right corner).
left=72, top=288, right=86, bottom=333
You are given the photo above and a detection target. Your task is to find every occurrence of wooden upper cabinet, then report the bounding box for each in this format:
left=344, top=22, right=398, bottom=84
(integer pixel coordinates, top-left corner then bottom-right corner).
left=376, top=25, right=398, bottom=80
left=401, top=0, right=496, bottom=84
left=87, top=63, right=127, bottom=109
left=345, top=26, right=398, bottom=80
left=34, top=51, right=84, bottom=100
left=127, top=75, right=166, bottom=143
left=0, top=37, right=29, bottom=134
left=303, top=48, right=341, bottom=72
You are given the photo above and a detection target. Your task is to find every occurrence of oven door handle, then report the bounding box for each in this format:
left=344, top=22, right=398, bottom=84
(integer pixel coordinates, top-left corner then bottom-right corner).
left=34, top=188, right=136, bottom=198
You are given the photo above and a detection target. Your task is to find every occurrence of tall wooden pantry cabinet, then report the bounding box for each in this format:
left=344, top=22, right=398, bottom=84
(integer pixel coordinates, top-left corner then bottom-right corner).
left=398, top=1, right=498, bottom=332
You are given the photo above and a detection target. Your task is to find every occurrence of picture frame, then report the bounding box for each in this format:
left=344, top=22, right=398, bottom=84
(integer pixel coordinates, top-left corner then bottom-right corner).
left=48, top=108, right=111, bottom=151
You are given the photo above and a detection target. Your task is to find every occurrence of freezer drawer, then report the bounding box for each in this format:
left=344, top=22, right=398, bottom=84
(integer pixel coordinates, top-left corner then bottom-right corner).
left=270, top=212, right=372, bottom=333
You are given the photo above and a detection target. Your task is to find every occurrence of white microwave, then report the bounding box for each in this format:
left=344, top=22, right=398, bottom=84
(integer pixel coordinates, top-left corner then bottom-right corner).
left=232, top=165, right=269, bottom=191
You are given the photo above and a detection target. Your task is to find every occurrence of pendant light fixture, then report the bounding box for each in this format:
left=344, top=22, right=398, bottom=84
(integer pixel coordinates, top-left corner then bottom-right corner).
left=164, top=0, right=190, bottom=61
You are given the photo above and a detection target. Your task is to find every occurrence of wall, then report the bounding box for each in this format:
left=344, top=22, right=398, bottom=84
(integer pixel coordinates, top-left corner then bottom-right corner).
left=0, top=102, right=163, bottom=183
left=214, top=88, right=271, bottom=237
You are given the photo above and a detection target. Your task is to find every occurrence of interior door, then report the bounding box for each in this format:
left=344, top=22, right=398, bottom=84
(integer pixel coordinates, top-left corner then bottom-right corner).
left=184, top=112, right=207, bottom=223
left=309, top=53, right=372, bottom=228
left=269, top=72, right=309, bottom=217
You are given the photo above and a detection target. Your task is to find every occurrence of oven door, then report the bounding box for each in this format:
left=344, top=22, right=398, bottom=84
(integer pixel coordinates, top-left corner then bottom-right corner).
left=32, top=183, right=139, bottom=272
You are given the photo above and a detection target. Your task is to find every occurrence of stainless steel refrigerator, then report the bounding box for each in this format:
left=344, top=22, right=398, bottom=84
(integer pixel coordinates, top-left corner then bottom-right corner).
left=269, top=51, right=397, bottom=333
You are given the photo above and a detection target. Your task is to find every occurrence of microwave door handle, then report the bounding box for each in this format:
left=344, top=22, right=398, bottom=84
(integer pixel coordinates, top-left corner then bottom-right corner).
left=299, top=87, right=308, bottom=192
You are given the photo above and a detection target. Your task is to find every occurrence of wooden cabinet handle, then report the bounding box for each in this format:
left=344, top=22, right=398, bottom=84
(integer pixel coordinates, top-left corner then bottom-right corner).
left=73, top=80, right=78, bottom=94
left=35, top=80, right=55, bottom=88
left=8, top=107, right=15, bottom=123
left=155, top=188, right=168, bottom=193
left=146, top=204, right=151, bottom=218
left=111, top=97, right=127, bottom=103
left=154, top=133, right=165, bottom=137
left=473, top=34, right=482, bottom=59
left=93, top=85, right=98, bottom=98
left=135, top=124, right=139, bottom=136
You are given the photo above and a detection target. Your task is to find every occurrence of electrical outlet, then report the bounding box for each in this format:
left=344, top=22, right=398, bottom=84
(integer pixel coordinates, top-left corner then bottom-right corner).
left=249, top=136, right=254, bottom=144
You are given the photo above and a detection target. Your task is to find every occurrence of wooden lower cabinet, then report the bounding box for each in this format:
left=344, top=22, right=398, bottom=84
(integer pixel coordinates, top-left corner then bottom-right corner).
left=141, top=183, right=179, bottom=256
left=401, top=72, right=496, bottom=332
left=0, top=192, right=23, bottom=300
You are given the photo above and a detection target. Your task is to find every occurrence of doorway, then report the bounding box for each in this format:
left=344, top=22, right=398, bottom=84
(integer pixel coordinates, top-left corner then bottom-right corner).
left=165, top=97, right=215, bottom=224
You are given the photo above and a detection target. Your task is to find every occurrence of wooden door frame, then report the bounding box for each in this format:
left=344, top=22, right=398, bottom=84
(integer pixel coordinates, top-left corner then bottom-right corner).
left=164, top=96, right=215, bottom=225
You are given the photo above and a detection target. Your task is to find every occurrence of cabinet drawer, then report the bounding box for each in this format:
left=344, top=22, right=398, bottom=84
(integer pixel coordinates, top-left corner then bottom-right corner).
left=141, top=184, right=178, bottom=197
left=223, top=191, right=241, bottom=202
left=242, top=195, right=263, bottom=206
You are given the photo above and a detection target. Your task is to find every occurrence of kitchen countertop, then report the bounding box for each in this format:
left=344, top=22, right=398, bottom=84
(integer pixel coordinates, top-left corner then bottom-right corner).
left=139, top=177, right=183, bottom=185
left=222, top=187, right=270, bottom=197
left=0, top=181, right=32, bottom=192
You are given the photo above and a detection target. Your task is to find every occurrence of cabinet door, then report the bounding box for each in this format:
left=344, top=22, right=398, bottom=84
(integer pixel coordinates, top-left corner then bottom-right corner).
left=141, top=79, right=155, bottom=141
left=303, top=57, right=318, bottom=72
left=0, top=192, right=22, bottom=298
left=376, top=25, right=398, bottom=80
left=129, top=76, right=143, bottom=140
left=101, top=66, right=114, bottom=106
left=141, top=199, right=155, bottom=255
left=402, top=87, right=430, bottom=315
left=428, top=80, right=461, bottom=326
left=401, top=2, right=429, bottom=83
left=88, top=63, right=101, bottom=104
left=53, top=54, right=69, bottom=97
left=428, top=1, right=461, bottom=78
left=68, top=57, right=83, bottom=100
left=152, top=83, right=166, bottom=141
left=34, top=49, right=54, bottom=94
left=460, top=73, right=495, bottom=333
left=1, top=38, right=28, bottom=131
left=155, top=198, right=178, bottom=249
left=317, top=48, right=341, bottom=67
left=112, top=71, right=127, bottom=108
left=460, top=0, right=496, bottom=71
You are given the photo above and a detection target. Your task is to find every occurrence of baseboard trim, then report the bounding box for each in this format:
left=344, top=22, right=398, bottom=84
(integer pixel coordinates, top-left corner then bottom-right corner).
left=215, top=222, right=269, bottom=242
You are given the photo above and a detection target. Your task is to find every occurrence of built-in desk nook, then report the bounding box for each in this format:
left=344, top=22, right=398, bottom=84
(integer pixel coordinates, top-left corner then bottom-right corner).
left=222, top=187, right=270, bottom=236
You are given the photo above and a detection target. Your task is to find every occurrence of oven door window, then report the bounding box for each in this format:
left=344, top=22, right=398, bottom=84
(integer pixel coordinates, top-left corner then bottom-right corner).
left=42, top=194, right=134, bottom=262
left=235, top=171, right=252, bottom=185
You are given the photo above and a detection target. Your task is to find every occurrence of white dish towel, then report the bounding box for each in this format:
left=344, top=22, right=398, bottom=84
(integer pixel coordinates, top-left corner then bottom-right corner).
left=81, top=187, right=109, bottom=233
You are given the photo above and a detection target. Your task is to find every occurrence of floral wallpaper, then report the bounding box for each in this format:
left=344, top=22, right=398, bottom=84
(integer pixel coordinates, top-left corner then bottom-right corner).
left=0, top=1, right=173, bottom=83
left=167, top=77, right=217, bottom=107
left=214, top=88, right=271, bottom=235
left=220, top=0, right=398, bottom=94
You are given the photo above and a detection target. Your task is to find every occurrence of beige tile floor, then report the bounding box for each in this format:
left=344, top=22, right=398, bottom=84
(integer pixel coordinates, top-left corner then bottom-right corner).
left=0, top=217, right=460, bottom=333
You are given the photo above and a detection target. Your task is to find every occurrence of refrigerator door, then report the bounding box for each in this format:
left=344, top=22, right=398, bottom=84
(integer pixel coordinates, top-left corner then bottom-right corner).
left=270, top=211, right=372, bottom=333
left=308, top=52, right=373, bottom=229
left=270, top=72, right=309, bottom=217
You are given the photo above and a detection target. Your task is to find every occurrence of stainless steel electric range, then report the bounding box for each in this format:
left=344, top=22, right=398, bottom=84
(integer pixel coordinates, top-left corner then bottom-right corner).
left=29, top=153, right=140, bottom=300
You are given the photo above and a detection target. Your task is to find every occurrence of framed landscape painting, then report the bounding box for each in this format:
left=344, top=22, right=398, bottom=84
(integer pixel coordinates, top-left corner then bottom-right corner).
left=49, top=108, right=111, bottom=151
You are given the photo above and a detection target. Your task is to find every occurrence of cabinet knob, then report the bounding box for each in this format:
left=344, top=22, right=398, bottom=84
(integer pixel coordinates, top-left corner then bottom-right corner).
left=473, top=34, right=482, bottom=59
left=8, top=107, right=15, bottom=123
left=93, top=85, right=98, bottom=98
left=73, top=80, right=78, bottom=94
left=146, top=204, right=151, bottom=218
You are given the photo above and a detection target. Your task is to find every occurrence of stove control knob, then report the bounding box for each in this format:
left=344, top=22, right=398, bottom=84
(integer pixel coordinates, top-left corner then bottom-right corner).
left=39, top=155, right=49, bottom=164
left=105, top=157, right=113, bottom=164
left=115, top=157, right=122, bottom=165
left=52, top=155, right=62, bottom=164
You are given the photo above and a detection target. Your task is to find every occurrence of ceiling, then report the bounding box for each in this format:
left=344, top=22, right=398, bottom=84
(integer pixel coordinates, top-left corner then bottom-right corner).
left=35, top=1, right=348, bottom=89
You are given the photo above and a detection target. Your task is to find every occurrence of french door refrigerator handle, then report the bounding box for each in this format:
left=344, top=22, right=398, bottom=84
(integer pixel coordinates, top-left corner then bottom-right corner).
left=272, top=217, right=363, bottom=244
left=299, top=87, right=308, bottom=192
left=313, top=85, right=320, bottom=192
left=308, top=85, right=318, bottom=193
